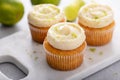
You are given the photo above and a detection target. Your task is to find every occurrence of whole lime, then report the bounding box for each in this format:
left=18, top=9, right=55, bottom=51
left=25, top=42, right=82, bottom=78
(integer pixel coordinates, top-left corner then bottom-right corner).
left=0, top=0, right=24, bottom=26
left=64, top=0, right=85, bottom=21
left=31, top=0, right=60, bottom=6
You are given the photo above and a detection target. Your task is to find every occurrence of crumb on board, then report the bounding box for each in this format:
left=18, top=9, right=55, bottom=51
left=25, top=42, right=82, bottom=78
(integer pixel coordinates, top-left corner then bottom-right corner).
left=113, top=72, right=118, bottom=76
left=88, top=57, right=93, bottom=61
left=33, top=50, right=37, bottom=53
left=99, top=51, right=103, bottom=56
left=34, top=56, right=39, bottom=61
left=89, top=48, right=96, bottom=53
left=36, top=43, right=39, bottom=46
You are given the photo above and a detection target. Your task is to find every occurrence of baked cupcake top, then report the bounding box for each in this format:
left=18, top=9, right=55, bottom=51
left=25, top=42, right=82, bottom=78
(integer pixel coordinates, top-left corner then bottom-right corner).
left=47, top=22, right=86, bottom=50
left=78, top=3, right=114, bottom=28
left=28, top=4, right=65, bottom=27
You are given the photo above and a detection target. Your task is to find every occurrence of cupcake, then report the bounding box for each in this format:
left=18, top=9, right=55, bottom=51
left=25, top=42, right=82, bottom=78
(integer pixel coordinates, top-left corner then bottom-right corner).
left=28, top=4, right=66, bottom=43
left=78, top=3, right=115, bottom=46
left=43, top=22, right=86, bottom=71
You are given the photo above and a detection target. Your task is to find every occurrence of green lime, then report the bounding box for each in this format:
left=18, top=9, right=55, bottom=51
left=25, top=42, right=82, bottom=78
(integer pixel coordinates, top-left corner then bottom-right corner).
left=64, top=4, right=79, bottom=22
left=0, top=0, right=24, bottom=26
left=64, top=0, right=85, bottom=21
left=31, top=0, right=60, bottom=6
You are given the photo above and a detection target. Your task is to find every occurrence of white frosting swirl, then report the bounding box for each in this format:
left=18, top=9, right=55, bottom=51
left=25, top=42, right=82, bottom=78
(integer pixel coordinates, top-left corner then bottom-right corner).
left=78, top=3, right=114, bottom=28
left=47, top=22, right=86, bottom=50
left=28, top=4, right=65, bottom=27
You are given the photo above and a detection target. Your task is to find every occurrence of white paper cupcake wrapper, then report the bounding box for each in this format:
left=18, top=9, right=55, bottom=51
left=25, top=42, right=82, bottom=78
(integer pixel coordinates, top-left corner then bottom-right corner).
left=43, top=43, right=86, bottom=71
left=84, top=27, right=114, bottom=46
left=29, top=24, right=48, bottom=43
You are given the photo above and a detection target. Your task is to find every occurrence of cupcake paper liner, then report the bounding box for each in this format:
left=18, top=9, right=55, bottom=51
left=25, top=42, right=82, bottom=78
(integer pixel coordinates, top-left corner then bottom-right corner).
left=78, top=21, right=115, bottom=46
left=45, top=48, right=84, bottom=71
left=85, top=27, right=114, bottom=46
left=29, top=24, right=49, bottom=43
left=43, top=42, right=86, bottom=71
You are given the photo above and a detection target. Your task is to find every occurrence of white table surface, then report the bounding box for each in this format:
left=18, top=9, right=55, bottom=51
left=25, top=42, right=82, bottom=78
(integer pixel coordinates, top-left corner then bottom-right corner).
left=0, top=0, right=120, bottom=80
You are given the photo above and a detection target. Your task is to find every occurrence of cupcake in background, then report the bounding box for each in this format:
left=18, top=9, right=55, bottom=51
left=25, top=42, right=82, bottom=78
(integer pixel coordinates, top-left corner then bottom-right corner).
left=28, top=4, right=66, bottom=43
left=43, top=22, right=86, bottom=71
left=78, top=3, right=115, bottom=46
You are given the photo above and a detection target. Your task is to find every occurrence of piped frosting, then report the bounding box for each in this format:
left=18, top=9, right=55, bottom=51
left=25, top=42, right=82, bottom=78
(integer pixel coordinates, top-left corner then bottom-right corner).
left=47, top=22, right=86, bottom=50
left=28, top=4, right=65, bottom=27
left=78, top=3, right=114, bottom=28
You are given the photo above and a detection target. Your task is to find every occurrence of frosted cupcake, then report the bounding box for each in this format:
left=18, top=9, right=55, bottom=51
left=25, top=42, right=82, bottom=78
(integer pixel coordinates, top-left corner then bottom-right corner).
left=78, top=3, right=115, bottom=46
left=28, top=4, right=66, bottom=43
left=43, top=22, right=86, bottom=71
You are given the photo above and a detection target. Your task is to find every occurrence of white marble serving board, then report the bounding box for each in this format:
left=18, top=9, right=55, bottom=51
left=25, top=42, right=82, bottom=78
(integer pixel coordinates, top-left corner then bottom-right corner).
left=0, top=22, right=120, bottom=80
left=0, top=0, right=120, bottom=80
